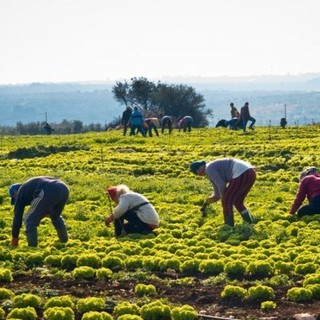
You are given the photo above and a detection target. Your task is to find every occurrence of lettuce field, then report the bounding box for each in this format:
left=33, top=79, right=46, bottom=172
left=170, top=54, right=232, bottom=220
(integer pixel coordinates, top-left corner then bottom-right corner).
left=1, top=126, right=320, bottom=320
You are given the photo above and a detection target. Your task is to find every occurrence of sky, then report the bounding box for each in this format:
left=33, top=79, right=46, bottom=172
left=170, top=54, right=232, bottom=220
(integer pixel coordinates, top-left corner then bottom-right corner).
left=1, top=0, right=320, bottom=85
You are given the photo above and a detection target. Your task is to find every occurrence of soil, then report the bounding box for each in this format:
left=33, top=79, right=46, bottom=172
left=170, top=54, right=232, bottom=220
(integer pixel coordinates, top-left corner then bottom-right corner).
left=6, top=272, right=320, bottom=320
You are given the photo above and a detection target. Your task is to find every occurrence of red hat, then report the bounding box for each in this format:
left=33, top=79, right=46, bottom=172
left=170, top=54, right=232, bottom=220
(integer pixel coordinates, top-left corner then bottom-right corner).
left=107, top=186, right=118, bottom=202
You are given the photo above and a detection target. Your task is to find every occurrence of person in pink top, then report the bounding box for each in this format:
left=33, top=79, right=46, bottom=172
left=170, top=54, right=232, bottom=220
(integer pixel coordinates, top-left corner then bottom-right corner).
left=290, top=167, right=320, bottom=217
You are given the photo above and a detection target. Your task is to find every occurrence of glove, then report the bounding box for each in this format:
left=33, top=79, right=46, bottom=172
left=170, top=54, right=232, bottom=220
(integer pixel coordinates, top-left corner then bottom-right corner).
left=105, top=215, right=114, bottom=227
left=11, top=237, right=19, bottom=247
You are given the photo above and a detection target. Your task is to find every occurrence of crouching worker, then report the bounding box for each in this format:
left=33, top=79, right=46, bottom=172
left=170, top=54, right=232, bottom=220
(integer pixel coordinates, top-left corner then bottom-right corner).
left=190, top=158, right=256, bottom=227
left=9, top=176, right=70, bottom=247
left=105, top=184, right=160, bottom=237
left=290, top=166, right=320, bottom=217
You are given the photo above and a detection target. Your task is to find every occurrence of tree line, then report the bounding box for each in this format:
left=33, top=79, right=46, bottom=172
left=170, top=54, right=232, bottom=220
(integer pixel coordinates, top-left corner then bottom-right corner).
left=0, top=120, right=105, bottom=135
left=112, top=77, right=212, bottom=127
left=0, top=78, right=211, bottom=135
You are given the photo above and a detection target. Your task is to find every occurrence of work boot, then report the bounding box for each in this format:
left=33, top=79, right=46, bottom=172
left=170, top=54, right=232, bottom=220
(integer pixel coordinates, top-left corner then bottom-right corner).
left=240, top=210, right=253, bottom=223
left=56, top=225, right=68, bottom=243
left=224, top=215, right=234, bottom=227
left=26, top=230, right=38, bottom=247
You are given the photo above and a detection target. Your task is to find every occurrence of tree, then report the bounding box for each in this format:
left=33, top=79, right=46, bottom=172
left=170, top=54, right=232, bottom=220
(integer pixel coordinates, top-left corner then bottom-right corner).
left=112, top=80, right=130, bottom=107
left=112, top=78, right=210, bottom=127
left=129, top=77, right=156, bottom=110
left=152, top=83, right=208, bottom=127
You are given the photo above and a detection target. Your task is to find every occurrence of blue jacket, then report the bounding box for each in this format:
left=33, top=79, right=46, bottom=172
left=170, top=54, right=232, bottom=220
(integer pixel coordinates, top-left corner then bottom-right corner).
left=130, top=110, right=144, bottom=126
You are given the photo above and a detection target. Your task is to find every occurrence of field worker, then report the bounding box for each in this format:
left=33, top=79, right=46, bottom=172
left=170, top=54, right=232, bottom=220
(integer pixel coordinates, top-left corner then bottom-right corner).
left=161, top=115, right=173, bottom=134
left=105, top=184, right=160, bottom=237
left=178, top=115, right=193, bottom=132
left=190, top=158, right=256, bottom=227
left=290, top=167, right=320, bottom=217
left=129, top=106, right=146, bottom=136
left=240, top=102, right=256, bottom=132
left=121, top=106, right=132, bottom=136
left=144, top=117, right=159, bottom=137
left=9, top=176, right=70, bottom=247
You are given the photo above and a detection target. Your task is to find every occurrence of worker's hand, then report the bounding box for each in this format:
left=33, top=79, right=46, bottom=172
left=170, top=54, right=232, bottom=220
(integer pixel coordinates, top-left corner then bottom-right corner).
left=11, top=237, right=19, bottom=247
left=200, top=203, right=207, bottom=217
left=105, top=215, right=114, bottom=227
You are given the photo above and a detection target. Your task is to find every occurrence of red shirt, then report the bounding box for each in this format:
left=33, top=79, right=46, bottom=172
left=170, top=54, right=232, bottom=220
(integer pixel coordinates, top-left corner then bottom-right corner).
left=290, top=174, right=320, bottom=214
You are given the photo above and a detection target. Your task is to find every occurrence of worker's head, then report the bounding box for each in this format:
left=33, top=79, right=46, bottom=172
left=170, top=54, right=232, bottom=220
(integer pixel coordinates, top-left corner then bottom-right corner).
left=299, top=166, right=318, bottom=181
left=190, top=160, right=206, bottom=176
left=106, top=184, right=130, bottom=203
left=9, top=183, right=21, bottom=205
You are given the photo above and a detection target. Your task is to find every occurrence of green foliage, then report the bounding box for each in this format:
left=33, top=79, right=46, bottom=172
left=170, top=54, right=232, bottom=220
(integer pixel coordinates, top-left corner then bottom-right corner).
left=303, top=273, right=320, bottom=286
left=224, top=261, right=247, bottom=279
left=171, top=305, right=198, bottom=320
left=0, top=308, right=4, bottom=320
left=294, top=262, right=318, bottom=275
left=247, top=285, right=275, bottom=302
left=76, top=254, right=101, bottom=269
left=61, top=255, right=78, bottom=270
left=72, top=266, right=96, bottom=280
left=221, top=285, right=247, bottom=300
left=0, top=288, right=14, bottom=300
left=44, top=255, right=62, bottom=267
left=25, top=253, right=44, bottom=268
left=43, top=307, right=75, bottom=320
left=0, top=268, right=13, bottom=283
left=287, top=287, right=313, bottom=302
left=95, top=267, right=113, bottom=280
left=12, top=293, right=42, bottom=308
left=261, top=301, right=277, bottom=311
left=113, top=301, right=141, bottom=317
left=198, top=259, right=224, bottom=275
left=140, top=300, right=171, bottom=320
left=117, top=315, right=143, bottom=320
left=246, top=261, right=274, bottom=279
left=3, top=127, right=320, bottom=318
left=101, top=256, right=126, bottom=271
left=81, top=311, right=113, bottom=320
left=7, top=307, right=38, bottom=320
left=76, top=297, right=105, bottom=313
left=134, top=284, right=157, bottom=297
left=306, top=284, right=320, bottom=300
left=44, top=295, right=75, bottom=310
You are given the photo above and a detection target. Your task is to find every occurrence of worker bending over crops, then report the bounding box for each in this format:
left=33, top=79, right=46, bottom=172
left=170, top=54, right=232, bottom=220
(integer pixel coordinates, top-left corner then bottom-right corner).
left=105, top=184, right=160, bottom=237
left=9, top=176, right=70, bottom=247
left=290, top=166, right=320, bottom=217
left=190, top=158, right=256, bottom=227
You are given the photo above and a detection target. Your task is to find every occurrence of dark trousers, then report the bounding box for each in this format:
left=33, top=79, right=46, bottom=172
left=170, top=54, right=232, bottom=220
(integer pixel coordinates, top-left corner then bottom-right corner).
left=25, top=181, right=69, bottom=246
left=147, top=123, right=159, bottom=137
left=298, top=196, right=320, bottom=217
left=161, top=119, right=173, bottom=134
left=130, top=125, right=146, bottom=136
left=114, top=210, right=153, bottom=237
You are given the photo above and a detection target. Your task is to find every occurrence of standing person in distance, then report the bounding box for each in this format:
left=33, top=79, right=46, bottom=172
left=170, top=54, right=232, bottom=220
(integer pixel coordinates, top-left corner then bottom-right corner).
left=240, top=102, right=256, bottom=132
left=129, top=107, right=146, bottom=136
left=9, top=176, right=70, bottom=247
left=227, top=102, right=241, bottom=130
left=290, top=167, right=320, bottom=217
left=105, top=184, right=160, bottom=237
left=121, top=106, right=132, bottom=136
left=190, top=158, right=256, bottom=227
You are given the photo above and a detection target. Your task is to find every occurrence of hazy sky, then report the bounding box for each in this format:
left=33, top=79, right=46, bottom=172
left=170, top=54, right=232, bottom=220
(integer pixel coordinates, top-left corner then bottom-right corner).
left=1, top=0, right=319, bottom=84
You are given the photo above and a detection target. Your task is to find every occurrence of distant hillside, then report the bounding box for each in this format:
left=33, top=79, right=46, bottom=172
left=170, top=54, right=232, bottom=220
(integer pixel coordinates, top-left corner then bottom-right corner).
left=1, top=74, right=320, bottom=127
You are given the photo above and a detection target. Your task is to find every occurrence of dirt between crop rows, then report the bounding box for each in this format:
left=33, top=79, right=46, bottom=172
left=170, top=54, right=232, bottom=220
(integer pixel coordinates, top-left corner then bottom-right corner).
left=6, top=273, right=320, bottom=320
